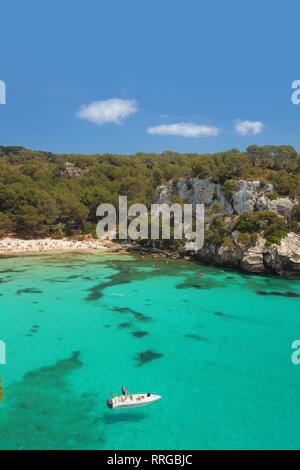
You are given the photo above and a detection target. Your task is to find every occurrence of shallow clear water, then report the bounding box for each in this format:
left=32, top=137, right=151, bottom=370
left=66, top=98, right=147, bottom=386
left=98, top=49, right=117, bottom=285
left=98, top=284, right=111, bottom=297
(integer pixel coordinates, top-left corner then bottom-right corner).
left=0, top=251, right=300, bottom=450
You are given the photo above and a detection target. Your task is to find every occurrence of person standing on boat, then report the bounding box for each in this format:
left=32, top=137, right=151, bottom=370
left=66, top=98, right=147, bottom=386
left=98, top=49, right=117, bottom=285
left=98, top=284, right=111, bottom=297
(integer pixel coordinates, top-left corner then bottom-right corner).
left=121, top=386, right=128, bottom=396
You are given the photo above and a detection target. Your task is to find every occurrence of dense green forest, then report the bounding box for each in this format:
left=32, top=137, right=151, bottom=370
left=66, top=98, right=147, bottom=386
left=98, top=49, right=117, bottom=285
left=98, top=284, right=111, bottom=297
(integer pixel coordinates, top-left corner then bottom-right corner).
left=0, top=144, right=299, bottom=240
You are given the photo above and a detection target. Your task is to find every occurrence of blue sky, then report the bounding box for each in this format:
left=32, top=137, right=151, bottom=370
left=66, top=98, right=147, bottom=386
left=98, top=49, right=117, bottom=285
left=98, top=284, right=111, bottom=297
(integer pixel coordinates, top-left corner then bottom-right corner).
left=0, top=0, right=300, bottom=154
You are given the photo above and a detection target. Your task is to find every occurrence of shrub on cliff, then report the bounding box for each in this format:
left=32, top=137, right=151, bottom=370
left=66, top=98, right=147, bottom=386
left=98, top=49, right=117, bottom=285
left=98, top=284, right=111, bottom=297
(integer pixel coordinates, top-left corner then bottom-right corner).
left=235, top=212, right=289, bottom=245
left=223, top=179, right=237, bottom=200
left=291, top=204, right=300, bottom=222
left=206, top=217, right=231, bottom=245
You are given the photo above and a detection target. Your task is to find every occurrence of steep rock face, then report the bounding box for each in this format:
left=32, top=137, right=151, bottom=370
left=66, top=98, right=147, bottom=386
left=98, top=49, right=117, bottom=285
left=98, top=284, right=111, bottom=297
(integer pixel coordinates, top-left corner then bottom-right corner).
left=155, top=178, right=297, bottom=216
left=195, top=233, right=300, bottom=275
left=197, top=243, right=242, bottom=269
left=57, top=162, right=88, bottom=179
left=195, top=236, right=266, bottom=273
left=263, top=233, right=300, bottom=274
left=233, top=181, right=263, bottom=214
left=155, top=178, right=232, bottom=213
left=256, top=196, right=295, bottom=217
left=240, top=236, right=266, bottom=273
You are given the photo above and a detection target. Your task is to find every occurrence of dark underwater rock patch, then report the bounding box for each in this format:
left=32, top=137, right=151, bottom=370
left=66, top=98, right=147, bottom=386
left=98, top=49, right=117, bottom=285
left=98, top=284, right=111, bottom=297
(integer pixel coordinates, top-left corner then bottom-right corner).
left=184, top=334, right=206, bottom=341
left=31, top=324, right=40, bottom=331
left=113, top=307, right=133, bottom=314
left=113, top=307, right=151, bottom=322
left=46, top=278, right=69, bottom=283
left=0, top=351, right=104, bottom=449
left=135, top=350, right=163, bottom=366
left=213, top=311, right=236, bottom=319
left=16, top=288, right=43, bottom=295
left=132, top=311, right=151, bottom=322
left=46, top=274, right=81, bottom=283
left=256, top=290, right=300, bottom=298
left=25, top=325, right=40, bottom=336
left=176, top=274, right=226, bottom=291
left=85, top=283, right=104, bottom=301
left=52, top=264, right=83, bottom=269
left=84, top=263, right=139, bottom=301
left=176, top=282, right=207, bottom=290
left=84, top=258, right=191, bottom=302
left=0, top=268, right=27, bottom=274
left=118, top=322, right=131, bottom=329
left=131, top=331, right=149, bottom=338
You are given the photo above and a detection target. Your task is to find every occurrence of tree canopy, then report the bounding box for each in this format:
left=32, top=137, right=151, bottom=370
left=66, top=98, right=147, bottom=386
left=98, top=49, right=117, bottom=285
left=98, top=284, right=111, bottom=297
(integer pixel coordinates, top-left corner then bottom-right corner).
left=0, top=145, right=299, bottom=239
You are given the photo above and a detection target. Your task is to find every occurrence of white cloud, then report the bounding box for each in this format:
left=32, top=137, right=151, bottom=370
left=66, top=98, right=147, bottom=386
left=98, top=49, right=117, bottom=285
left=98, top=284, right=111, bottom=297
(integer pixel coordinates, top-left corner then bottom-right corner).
left=235, top=120, right=264, bottom=136
left=147, top=122, right=219, bottom=138
left=77, top=98, right=138, bottom=125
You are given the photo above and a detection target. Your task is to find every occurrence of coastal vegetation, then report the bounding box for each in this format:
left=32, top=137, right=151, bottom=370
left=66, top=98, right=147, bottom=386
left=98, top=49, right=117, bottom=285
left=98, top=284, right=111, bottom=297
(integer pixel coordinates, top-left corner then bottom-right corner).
left=0, top=145, right=299, bottom=250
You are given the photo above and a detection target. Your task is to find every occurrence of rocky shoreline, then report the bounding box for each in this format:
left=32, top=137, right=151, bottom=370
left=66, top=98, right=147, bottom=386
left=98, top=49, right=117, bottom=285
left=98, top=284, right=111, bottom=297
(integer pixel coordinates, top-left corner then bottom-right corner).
left=0, top=236, right=299, bottom=276
left=194, top=232, right=300, bottom=276
left=127, top=234, right=300, bottom=277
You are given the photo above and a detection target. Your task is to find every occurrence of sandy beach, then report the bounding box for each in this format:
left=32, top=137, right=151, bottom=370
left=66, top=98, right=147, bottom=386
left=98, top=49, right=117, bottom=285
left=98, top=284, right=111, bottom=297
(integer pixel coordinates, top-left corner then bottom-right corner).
left=0, top=238, right=117, bottom=254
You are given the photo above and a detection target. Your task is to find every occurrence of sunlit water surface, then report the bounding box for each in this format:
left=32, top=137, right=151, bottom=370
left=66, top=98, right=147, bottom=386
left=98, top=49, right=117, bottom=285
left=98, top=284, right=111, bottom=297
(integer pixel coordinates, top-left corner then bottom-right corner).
left=0, top=252, right=299, bottom=449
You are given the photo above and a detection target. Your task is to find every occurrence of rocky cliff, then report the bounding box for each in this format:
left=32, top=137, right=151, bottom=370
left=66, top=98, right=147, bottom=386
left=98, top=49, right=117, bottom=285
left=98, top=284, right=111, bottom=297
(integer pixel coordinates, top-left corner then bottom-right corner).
left=155, top=178, right=296, bottom=216
left=155, top=178, right=300, bottom=275
left=196, top=232, right=300, bottom=275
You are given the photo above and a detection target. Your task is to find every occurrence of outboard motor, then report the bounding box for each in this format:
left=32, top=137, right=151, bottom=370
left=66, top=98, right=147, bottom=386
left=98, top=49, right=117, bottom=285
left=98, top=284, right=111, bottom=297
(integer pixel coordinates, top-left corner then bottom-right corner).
left=106, top=399, right=113, bottom=409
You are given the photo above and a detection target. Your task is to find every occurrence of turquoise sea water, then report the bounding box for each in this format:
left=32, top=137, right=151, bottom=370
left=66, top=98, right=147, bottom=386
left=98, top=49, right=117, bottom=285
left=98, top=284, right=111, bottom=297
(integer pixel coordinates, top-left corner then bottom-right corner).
left=0, top=251, right=300, bottom=450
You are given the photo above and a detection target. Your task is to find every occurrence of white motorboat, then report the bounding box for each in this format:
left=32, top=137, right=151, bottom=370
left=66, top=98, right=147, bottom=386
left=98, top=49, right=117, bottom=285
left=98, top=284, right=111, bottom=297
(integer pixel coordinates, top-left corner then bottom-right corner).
left=107, top=393, right=161, bottom=409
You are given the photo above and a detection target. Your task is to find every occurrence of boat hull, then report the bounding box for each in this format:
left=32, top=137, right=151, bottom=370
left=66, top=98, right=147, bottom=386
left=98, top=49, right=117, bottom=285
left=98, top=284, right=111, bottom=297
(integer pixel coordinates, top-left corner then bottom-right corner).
left=107, top=393, right=161, bottom=410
